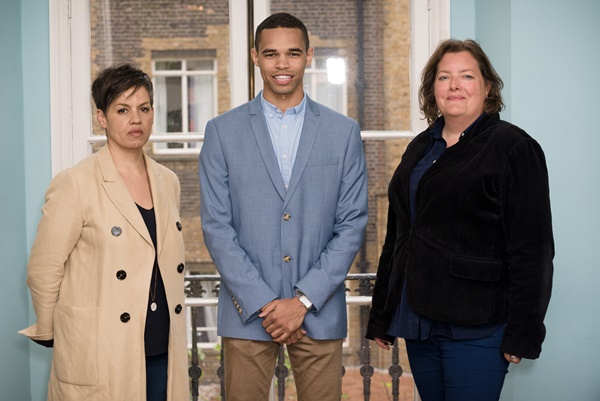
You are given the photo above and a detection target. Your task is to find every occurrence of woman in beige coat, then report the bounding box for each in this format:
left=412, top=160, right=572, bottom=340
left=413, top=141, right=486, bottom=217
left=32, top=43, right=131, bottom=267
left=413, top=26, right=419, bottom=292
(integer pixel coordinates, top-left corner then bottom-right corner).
left=20, top=64, right=188, bottom=401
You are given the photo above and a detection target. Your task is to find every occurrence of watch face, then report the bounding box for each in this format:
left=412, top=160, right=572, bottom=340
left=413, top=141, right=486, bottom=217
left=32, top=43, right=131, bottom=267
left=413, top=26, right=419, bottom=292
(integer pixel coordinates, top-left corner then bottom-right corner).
left=299, top=295, right=312, bottom=309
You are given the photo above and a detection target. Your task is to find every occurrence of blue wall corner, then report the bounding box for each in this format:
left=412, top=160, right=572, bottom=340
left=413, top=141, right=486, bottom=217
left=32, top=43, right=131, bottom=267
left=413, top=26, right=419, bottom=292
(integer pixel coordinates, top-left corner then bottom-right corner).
left=21, top=0, right=53, bottom=398
left=0, top=0, right=53, bottom=400
left=0, top=0, right=31, bottom=399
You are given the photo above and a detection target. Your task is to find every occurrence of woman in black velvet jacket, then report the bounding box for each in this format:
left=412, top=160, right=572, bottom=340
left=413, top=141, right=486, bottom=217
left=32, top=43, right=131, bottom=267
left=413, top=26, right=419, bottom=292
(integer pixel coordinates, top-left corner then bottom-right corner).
left=366, top=39, right=553, bottom=401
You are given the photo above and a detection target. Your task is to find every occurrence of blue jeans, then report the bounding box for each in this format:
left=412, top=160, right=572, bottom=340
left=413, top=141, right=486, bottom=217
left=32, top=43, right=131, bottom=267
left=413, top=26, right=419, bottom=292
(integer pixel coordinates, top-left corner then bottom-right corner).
left=405, top=326, right=509, bottom=401
left=146, top=353, right=168, bottom=401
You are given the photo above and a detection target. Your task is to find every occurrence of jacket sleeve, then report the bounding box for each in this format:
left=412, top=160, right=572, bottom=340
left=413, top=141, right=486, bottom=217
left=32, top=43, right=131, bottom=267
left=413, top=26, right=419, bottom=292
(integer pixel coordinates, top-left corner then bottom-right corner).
left=294, top=121, right=368, bottom=311
left=19, top=169, right=83, bottom=341
left=365, top=201, right=397, bottom=343
left=501, top=137, right=554, bottom=359
left=199, top=119, right=279, bottom=323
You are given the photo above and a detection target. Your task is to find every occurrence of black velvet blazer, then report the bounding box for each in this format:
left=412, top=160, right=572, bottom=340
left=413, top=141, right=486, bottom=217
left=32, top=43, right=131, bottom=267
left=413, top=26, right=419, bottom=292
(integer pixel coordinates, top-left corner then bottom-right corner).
left=366, top=113, right=554, bottom=359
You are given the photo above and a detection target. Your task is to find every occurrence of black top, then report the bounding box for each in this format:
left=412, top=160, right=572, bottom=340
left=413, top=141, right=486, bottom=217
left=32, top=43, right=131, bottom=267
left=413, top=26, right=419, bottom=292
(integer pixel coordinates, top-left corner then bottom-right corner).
left=137, top=204, right=170, bottom=356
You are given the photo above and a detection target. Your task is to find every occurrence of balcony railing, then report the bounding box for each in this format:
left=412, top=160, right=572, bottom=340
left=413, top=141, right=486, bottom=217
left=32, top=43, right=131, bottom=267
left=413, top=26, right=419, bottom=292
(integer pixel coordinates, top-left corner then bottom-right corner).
left=184, top=273, right=418, bottom=401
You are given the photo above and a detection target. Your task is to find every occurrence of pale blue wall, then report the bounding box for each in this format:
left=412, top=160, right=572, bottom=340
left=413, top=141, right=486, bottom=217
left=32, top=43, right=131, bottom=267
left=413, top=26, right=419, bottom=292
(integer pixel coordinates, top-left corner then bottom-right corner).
left=22, top=1, right=53, bottom=399
left=0, top=0, right=53, bottom=399
left=452, top=0, right=600, bottom=400
left=450, top=0, right=476, bottom=41
left=0, top=0, right=30, bottom=398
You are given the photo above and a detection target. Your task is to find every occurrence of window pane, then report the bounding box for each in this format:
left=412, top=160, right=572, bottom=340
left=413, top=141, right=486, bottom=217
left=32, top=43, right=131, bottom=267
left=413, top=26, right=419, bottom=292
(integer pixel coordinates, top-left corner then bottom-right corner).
left=316, top=76, right=344, bottom=113
left=315, top=57, right=327, bottom=70
left=187, top=59, right=214, bottom=71
left=154, top=76, right=183, bottom=133
left=303, top=74, right=312, bottom=92
left=188, top=75, right=214, bottom=133
left=155, top=60, right=182, bottom=71
left=304, top=55, right=347, bottom=114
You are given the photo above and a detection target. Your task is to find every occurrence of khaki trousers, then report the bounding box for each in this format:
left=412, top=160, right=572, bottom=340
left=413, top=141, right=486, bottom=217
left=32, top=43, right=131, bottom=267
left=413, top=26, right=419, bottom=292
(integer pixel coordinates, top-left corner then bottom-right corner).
left=223, top=336, right=343, bottom=401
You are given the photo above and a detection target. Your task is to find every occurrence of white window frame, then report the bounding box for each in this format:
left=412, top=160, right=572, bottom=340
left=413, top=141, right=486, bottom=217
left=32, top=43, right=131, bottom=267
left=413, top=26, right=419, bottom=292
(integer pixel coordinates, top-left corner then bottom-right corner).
left=50, top=0, right=92, bottom=175
left=151, top=58, right=218, bottom=155
left=49, top=0, right=449, bottom=170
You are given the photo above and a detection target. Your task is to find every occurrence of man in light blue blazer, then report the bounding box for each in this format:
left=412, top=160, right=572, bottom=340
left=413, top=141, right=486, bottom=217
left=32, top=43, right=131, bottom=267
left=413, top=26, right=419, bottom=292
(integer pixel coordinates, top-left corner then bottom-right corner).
left=199, top=13, right=368, bottom=401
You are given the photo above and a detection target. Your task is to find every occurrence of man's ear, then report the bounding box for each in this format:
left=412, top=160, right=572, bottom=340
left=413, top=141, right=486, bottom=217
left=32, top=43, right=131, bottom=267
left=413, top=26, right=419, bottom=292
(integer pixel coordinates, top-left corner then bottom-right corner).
left=251, top=48, right=259, bottom=67
left=306, top=47, right=314, bottom=67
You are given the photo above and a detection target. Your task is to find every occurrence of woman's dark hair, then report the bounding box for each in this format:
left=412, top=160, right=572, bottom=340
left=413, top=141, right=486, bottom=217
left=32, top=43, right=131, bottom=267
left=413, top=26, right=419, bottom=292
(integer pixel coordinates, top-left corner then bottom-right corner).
left=255, top=13, right=310, bottom=51
left=419, top=39, right=504, bottom=126
left=92, top=64, right=153, bottom=113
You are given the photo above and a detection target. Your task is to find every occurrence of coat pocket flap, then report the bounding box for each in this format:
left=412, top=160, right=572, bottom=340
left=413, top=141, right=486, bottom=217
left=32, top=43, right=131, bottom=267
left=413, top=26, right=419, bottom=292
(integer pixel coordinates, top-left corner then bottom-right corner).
left=449, top=255, right=502, bottom=282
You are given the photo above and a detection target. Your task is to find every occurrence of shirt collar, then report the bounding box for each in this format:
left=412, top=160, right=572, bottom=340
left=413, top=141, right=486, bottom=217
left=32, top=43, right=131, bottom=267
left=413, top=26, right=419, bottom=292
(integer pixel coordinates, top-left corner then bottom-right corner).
left=430, top=112, right=488, bottom=141
left=260, top=91, right=307, bottom=121
left=430, top=117, right=445, bottom=140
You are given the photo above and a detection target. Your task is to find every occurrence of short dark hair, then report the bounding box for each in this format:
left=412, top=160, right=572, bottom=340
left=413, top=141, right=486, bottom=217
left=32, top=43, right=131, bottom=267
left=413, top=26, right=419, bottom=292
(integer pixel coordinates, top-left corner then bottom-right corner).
left=255, top=13, right=310, bottom=51
left=419, top=39, right=504, bottom=126
left=92, top=64, right=153, bottom=113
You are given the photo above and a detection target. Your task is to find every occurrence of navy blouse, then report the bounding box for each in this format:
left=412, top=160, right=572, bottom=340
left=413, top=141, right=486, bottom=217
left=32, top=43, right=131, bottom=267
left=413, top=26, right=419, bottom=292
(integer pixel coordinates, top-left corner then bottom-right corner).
left=137, top=204, right=170, bottom=356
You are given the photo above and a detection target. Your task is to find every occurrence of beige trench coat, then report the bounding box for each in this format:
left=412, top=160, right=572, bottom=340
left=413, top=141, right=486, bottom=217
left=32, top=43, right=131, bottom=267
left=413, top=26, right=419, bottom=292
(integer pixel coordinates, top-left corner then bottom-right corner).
left=19, top=146, right=188, bottom=401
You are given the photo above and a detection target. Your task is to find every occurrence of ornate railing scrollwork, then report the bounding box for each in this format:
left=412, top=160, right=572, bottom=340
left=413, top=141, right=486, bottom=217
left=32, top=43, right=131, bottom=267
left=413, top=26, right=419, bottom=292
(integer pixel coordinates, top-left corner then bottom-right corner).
left=184, top=273, right=408, bottom=401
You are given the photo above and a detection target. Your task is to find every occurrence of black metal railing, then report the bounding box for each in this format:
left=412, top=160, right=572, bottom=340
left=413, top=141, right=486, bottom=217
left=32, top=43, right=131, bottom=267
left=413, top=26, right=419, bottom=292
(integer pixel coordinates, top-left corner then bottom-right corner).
left=184, top=273, right=409, bottom=401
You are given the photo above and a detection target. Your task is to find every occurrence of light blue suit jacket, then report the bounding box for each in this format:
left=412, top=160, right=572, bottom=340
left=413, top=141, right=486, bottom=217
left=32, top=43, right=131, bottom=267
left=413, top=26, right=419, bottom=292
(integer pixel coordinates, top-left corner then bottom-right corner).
left=199, top=95, right=368, bottom=341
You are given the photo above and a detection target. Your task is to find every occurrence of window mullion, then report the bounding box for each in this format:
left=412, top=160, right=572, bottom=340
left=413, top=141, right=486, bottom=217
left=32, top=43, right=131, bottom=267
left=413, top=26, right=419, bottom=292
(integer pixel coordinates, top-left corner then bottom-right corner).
left=181, top=62, right=190, bottom=149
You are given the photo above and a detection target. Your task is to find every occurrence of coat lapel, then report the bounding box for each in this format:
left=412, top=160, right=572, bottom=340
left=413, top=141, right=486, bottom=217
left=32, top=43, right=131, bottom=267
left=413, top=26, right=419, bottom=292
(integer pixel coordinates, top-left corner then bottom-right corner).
left=145, top=153, right=170, bottom=256
left=249, top=97, right=287, bottom=201
left=97, top=146, right=153, bottom=247
left=283, top=98, right=320, bottom=209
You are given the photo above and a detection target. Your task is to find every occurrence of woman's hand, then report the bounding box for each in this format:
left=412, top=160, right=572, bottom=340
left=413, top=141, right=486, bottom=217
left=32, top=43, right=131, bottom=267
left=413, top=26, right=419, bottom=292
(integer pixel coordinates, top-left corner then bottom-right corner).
left=504, top=353, right=522, bottom=364
left=374, top=338, right=392, bottom=350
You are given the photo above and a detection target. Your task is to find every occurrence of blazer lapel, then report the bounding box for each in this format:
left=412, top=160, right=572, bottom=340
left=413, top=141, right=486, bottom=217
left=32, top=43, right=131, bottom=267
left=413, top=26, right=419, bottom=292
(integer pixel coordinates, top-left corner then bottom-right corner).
left=145, top=153, right=170, bottom=255
left=283, top=98, right=320, bottom=209
left=97, top=146, right=153, bottom=247
left=249, top=97, right=287, bottom=201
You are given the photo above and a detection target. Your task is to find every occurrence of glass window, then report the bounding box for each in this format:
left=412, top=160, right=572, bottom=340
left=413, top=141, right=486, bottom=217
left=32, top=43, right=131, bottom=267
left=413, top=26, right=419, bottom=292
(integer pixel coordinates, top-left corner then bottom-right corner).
left=50, top=0, right=449, bottom=397
left=153, top=57, right=217, bottom=154
left=304, top=51, right=347, bottom=115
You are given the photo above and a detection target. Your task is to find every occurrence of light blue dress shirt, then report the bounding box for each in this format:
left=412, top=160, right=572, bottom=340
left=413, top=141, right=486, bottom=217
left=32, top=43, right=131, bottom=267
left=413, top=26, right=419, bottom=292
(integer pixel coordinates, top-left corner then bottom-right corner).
left=260, top=92, right=307, bottom=189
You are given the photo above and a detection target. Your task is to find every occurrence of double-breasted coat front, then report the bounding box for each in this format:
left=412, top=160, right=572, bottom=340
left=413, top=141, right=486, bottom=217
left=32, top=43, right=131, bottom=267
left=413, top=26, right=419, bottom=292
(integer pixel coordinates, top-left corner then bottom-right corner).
left=20, top=145, right=188, bottom=401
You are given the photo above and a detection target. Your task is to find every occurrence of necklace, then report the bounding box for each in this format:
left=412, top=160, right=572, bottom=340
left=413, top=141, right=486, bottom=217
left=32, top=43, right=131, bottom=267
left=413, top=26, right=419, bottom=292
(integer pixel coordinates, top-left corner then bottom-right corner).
left=150, top=263, right=158, bottom=312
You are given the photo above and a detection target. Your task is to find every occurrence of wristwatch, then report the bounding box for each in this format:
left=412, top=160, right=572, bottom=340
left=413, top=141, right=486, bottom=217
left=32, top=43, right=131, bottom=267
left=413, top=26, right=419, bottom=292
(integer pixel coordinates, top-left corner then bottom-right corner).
left=295, top=291, right=313, bottom=311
